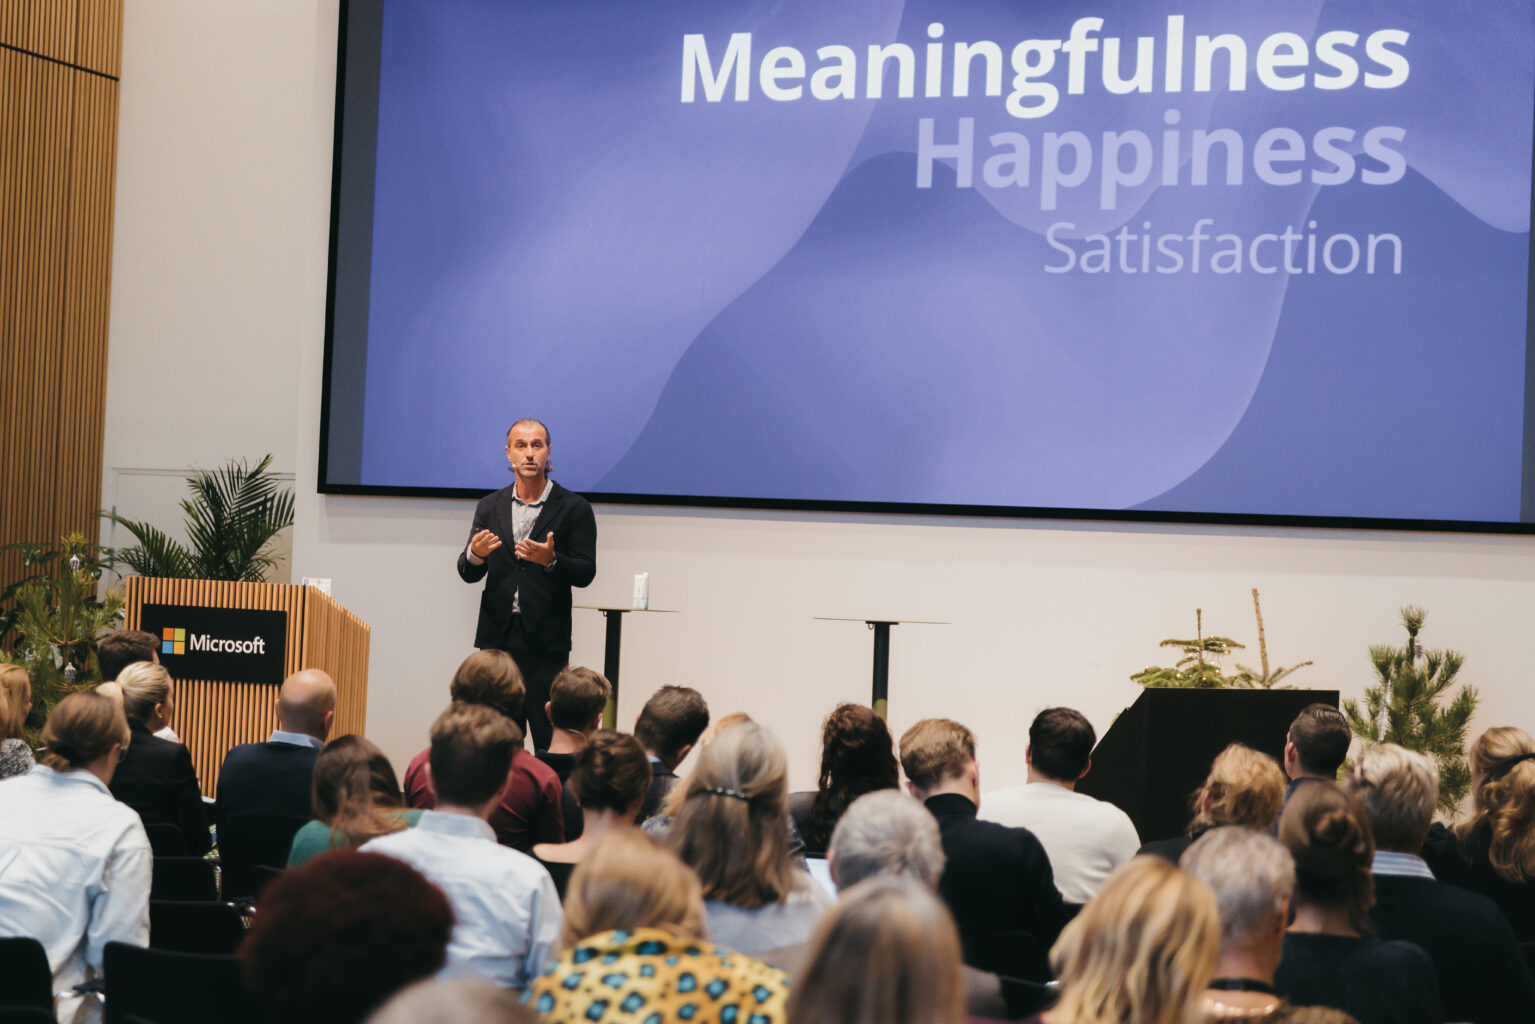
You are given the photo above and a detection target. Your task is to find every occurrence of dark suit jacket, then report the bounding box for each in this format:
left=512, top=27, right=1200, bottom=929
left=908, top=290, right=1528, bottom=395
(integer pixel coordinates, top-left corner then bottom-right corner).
left=110, top=722, right=212, bottom=855
left=638, top=759, right=678, bottom=823
left=925, top=793, right=1069, bottom=981
left=1422, top=820, right=1535, bottom=941
left=215, top=739, right=320, bottom=898
left=1371, top=871, right=1535, bottom=1024
left=456, top=479, right=597, bottom=652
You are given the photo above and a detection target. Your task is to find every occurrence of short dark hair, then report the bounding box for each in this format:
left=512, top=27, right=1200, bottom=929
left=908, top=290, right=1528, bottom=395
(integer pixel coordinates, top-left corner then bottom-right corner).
left=240, top=850, right=453, bottom=1024
left=429, top=703, right=519, bottom=808
left=97, top=629, right=158, bottom=682
left=1287, top=703, right=1351, bottom=777
left=570, top=730, right=651, bottom=813
left=449, top=649, right=525, bottom=726
left=548, top=666, right=611, bottom=732
left=634, top=685, right=710, bottom=762
left=1028, top=707, right=1096, bottom=781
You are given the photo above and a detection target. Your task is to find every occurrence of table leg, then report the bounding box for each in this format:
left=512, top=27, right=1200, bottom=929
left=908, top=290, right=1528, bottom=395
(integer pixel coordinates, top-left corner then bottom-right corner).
left=869, top=621, right=893, bottom=718
left=601, top=610, right=625, bottom=728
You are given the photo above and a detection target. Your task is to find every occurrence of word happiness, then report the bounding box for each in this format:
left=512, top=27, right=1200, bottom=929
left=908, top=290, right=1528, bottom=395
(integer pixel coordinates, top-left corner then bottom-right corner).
left=681, top=16, right=1412, bottom=276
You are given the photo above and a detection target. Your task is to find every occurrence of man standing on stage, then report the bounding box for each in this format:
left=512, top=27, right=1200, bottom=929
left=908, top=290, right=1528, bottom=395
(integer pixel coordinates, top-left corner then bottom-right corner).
left=458, top=419, right=597, bottom=751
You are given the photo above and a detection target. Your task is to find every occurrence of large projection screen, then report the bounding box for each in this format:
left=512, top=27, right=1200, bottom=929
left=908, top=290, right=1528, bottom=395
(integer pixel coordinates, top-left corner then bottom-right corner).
left=321, top=0, right=1535, bottom=531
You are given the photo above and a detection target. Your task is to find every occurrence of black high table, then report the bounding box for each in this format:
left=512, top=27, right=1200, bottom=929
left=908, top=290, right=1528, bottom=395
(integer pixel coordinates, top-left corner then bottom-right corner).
left=575, top=606, right=679, bottom=728
left=813, top=617, right=948, bottom=717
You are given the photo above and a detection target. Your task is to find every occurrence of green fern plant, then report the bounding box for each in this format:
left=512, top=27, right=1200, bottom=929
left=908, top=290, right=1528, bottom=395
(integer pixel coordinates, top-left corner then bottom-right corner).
left=104, top=454, right=295, bottom=582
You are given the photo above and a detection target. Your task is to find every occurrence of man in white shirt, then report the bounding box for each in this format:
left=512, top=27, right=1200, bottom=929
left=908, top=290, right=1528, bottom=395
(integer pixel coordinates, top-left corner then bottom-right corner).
left=979, top=707, right=1139, bottom=904
left=364, top=703, right=562, bottom=991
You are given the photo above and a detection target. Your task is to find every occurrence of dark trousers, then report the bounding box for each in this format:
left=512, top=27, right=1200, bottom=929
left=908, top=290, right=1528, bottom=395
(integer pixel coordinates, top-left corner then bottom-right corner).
left=498, top=614, right=568, bottom=752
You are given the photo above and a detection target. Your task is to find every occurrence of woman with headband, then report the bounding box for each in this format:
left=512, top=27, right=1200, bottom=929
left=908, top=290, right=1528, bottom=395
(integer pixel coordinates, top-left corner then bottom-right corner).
left=667, top=718, right=833, bottom=954
left=1423, top=726, right=1535, bottom=940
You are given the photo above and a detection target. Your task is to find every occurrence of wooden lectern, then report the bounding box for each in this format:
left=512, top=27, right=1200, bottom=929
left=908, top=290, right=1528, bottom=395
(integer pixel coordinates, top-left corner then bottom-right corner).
left=124, top=578, right=370, bottom=797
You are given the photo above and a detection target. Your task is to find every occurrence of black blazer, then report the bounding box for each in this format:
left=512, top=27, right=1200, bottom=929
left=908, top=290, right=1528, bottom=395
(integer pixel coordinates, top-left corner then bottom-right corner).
left=215, top=739, right=320, bottom=898
left=1371, top=872, right=1535, bottom=1024
left=638, top=760, right=678, bottom=823
left=925, top=793, right=1069, bottom=981
left=109, top=722, right=211, bottom=855
left=457, top=479, right=597, bottom=652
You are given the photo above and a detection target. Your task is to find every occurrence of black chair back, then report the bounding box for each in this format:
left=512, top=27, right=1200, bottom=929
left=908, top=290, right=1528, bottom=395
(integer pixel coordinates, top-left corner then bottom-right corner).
left=103, top=943, right=262, bottom=1024
left=0, top=937, right=53, bottom=1010
left=963, top=929, right=1051, bottom=984
left=150, top=857, right=219, bottom=902
left=0, top=1008, right=58, bottom=1024
left=149, top=901, right=249, bottom=955
left=142, top=823, right=187, bottom=857
left=1523, top=941, right=1535, bottom=977
left=250, top=864, right=284, bottom=903
left=219, top=813, right=306, bottom=900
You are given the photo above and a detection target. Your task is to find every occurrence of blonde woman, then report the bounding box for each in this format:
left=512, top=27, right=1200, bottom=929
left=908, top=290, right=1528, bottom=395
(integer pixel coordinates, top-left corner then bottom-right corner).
left=529, top=829, right=791, bottom=1024
left=105, top=662, right=212, bottom=853
left=786, top=876, right=965, bottom=1024
left=0, top=664, right=35, bottom=778
left=1142, top=743, right=1286, bottom=863
left=668, top=718, right=833, bottom=952
left=0, top=691, right=151, bottom=1024
left=1423, top=726, right=1535, bottom=941
left=1033, top=856, right=1221, bottom=1024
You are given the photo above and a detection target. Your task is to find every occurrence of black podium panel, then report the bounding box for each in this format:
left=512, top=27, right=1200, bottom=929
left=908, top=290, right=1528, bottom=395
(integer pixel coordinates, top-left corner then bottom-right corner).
left=1075, top=688, right=1339, bottom=844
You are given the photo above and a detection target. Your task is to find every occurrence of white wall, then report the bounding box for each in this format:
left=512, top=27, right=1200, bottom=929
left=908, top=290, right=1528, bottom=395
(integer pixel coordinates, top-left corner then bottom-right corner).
left=106, top=1, right=1535, bottom=796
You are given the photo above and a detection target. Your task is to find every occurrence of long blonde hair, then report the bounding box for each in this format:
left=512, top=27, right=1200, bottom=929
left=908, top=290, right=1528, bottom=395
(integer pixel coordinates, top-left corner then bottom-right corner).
left=0, top=665, right=30, bottom=740
left=1456, top=727, right=1535, bottom=883
left=1048, top=857, right=1220, bottom=1024
left=1192, top=743, right=1286, bottom=831
left=786, top=877, right=964, bottom=1024
left=658, top=710, right=753, bottom=819
left=667, top=718, right=799, bottom=908
left=559, top=830, right=707, bottom=951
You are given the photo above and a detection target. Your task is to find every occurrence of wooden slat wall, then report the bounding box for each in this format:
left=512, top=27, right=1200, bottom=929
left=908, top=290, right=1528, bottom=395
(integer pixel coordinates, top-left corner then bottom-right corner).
left=0, top=0, right=122, bottom=616
left=126, top=578, right=373, bottom=798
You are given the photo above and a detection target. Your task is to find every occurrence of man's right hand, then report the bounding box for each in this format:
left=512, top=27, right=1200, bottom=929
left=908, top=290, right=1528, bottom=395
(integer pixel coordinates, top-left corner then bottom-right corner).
left=469, top=529, right=503, bottom=559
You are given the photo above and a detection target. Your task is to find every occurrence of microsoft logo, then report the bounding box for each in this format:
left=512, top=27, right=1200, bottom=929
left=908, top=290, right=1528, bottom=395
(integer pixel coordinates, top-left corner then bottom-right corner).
left=161, top=628, right=186, bottom=655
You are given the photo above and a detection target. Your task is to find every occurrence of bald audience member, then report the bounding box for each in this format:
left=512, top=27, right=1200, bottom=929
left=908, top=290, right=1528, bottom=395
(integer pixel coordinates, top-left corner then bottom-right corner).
left=759, top=790, right=1013, bottom=1019
left=1349, top=744, right=1535, bottom=1024
left=215, top=669, right=337, bottom=898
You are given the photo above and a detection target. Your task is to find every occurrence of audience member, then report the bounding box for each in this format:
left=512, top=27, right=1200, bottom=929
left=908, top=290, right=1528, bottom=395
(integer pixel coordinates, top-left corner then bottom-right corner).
left=1273, top=782, right=1440, bottom=1024
left=1141, top=743, right=1286, bottom=863
left=403, top=650, right=564, bottom=850
left=532, top=728, right=649, bottom=898
left=364, top=703, right=562, bottom=990
left=980, top=706, right=1139, bottom=904
left=1181, top=827, right=1356, bottom=1024
left=0, top=663, right=36, bottom=778
left=1283, top=704, right=1351, bottom=802
left=0, top=692, right=150, bottom=1024
left=216, top=668, right=337, bottom=898
left=788, top=702, right=898, bottom=856
left=96, top=628, right=159, bottom=683
left=534, top=665, right=611, bottom=840
left=786, top=876, right=965, bottom=1024
left=633, top=684, right=710, bottom=821
left=1349, top=742, right=1535, bottom=1021
left=240, top=849, right=454, bottom=1024
left=1422, top=725, right=1535, bottom=940
left=761, top=789, right=1011, bottom=1020
left=899, top=717, right=1068, bottom=980
left=1035, top=856, right=1220, bottom=1024
left=530, top=829, right=791, bottom=1024
left=105, top=661, right=211, bottom=854
left=366, top=978, right=540, bottom=1024
left=668, top=717, right=833, bottom=952
left=289, top=734, right=421, bottom=866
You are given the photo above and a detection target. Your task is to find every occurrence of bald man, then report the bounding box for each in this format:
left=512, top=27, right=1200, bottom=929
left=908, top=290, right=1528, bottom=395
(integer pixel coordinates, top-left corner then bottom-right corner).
left=215, top=669, right=337, bottom=898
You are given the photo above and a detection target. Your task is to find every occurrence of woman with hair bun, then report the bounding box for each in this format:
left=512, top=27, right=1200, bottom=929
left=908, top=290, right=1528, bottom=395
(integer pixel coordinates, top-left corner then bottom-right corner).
left=532, top=729, right=650, bottom=899
left=0, top=692, right=152, bottom=1023
left=790, top=703, right=898, bottom=856
left=288, top=734, right=421, bottom=866
left=1274, top=782, right=1439, bottom=1024
left=106, top=662, right=212, bottom=853
left=1423, top=726, right=1535, bottom=940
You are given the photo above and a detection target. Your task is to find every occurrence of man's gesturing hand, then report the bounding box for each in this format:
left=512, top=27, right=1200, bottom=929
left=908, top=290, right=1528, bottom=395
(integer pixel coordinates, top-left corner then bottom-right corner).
left=469, top=529, right=503, bottom=559
left=515, top=531, right=556, bottom=567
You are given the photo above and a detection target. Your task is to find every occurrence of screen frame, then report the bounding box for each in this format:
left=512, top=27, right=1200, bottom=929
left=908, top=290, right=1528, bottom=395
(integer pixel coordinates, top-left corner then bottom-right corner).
left=319, top=0, right=1535, bottom=536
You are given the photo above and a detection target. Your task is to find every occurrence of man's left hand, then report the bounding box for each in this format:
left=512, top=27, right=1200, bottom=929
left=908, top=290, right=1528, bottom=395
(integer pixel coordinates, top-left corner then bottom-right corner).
left=515, top=531, right=556, bottom=567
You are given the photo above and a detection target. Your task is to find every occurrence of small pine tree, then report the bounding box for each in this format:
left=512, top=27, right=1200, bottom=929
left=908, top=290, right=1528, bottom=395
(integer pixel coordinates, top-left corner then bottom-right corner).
left=1343, top=606, right=1477, bottom=813
left=1, top=533, right=124, bottom=741
left=1233, top=588, right=1313, bottom=689
left=1132, top=609, right=1246, bottom=688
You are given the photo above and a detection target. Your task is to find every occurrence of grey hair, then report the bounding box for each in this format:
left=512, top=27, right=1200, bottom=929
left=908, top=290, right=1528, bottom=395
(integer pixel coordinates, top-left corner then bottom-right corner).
left=1180, top=826, right=1295, bottom=949
left=1346, top=742, right=1439, bottom=852
left=828, top=789, right=945, bottom=891
left=365, top=978, right=537, bottom=1024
